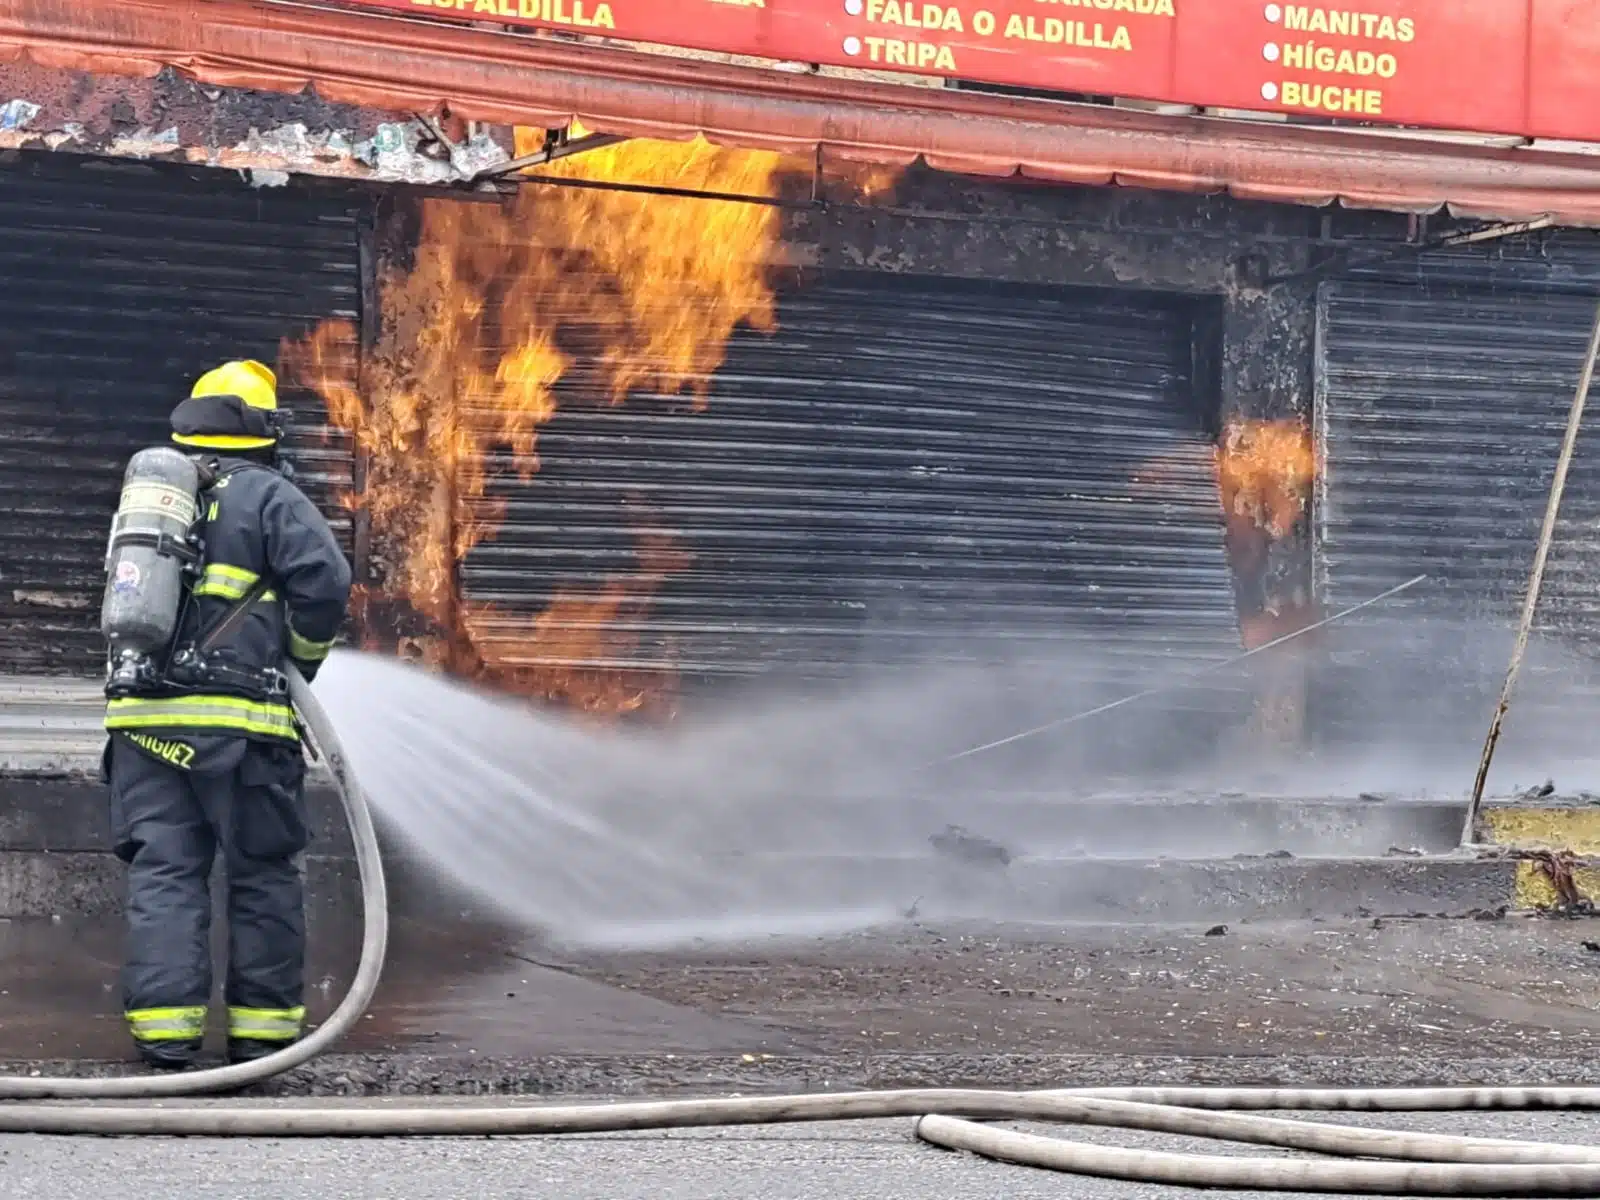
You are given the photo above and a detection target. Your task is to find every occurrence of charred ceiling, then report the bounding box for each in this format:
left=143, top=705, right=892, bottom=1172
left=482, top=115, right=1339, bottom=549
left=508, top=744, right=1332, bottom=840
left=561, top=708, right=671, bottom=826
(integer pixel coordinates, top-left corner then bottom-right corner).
left=0, top=61, right=517, bottom=186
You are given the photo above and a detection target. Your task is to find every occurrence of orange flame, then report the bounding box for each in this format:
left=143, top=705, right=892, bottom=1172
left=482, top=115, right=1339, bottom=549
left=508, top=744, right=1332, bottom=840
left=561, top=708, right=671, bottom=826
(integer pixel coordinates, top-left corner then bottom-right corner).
left=285, top=130, right=901, bottom=715
left=1215, top=418, right=1319, bottom=650
left=1215, top=418, right=1317, bottom=540
left=466, top=526, right=694, bottom=717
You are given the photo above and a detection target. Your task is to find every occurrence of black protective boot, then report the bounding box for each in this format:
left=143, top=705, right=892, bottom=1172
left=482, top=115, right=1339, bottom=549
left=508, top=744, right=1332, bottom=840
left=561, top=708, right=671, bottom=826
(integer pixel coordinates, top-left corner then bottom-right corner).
left=228, top=1038, right=289, bottom=1065
left=137, top=1039, right=200, bottom=1071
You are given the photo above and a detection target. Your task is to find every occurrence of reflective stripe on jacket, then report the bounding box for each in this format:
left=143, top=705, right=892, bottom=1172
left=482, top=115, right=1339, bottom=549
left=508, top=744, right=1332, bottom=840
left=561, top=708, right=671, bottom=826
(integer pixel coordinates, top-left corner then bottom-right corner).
left=106, top=696, right=299, bottom=740
left=192, top=562, right=278, bottom=604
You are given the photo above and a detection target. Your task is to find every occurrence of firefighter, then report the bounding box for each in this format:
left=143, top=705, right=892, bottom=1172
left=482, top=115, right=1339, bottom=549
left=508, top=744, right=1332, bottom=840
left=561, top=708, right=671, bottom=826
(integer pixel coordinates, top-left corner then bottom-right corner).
left=101, top=359, right=353, bottom=1069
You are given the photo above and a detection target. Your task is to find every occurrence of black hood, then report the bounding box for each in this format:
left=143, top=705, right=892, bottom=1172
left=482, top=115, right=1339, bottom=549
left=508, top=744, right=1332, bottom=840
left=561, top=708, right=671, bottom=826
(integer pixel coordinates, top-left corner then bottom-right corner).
left=169, top=393, right=280, bottom=443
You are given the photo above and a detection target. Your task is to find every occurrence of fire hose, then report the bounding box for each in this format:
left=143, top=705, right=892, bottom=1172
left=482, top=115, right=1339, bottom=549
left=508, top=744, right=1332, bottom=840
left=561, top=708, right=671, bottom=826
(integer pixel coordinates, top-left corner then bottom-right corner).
left=6, top=672, right=1600, bottom=1193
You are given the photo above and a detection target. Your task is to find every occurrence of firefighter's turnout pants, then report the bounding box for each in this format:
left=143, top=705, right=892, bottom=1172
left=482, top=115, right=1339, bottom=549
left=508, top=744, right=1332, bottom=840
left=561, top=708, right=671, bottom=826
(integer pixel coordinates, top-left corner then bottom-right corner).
left=104, top=731, right=310, bottom=1051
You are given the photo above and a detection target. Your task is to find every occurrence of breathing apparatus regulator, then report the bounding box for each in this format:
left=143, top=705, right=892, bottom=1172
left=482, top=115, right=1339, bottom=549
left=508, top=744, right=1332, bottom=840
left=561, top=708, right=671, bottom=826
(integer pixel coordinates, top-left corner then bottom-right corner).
left=98, top=360, right=292, bottom=699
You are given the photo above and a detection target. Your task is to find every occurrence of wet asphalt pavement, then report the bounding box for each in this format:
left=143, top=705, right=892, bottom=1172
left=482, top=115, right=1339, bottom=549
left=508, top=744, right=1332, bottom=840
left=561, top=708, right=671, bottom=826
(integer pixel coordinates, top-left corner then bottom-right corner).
left=9, top=1108, right=1600, bottom=1199
left=10, top=914, right=1600, bottom=1084
left=8, top=915, right=1600, bottom=1196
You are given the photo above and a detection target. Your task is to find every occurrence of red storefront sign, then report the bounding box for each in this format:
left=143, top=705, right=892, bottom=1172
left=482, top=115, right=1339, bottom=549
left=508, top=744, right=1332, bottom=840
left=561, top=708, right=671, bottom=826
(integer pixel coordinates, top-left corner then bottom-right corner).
left=344, top=0, right=1600, bottom=142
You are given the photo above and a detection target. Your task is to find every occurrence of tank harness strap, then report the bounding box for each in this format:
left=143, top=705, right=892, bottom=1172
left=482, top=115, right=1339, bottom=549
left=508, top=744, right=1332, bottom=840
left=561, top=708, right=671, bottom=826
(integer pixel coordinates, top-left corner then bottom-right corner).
left=108, top=529, right=203, bottom=566
left=163, top=459, right=287, bottom=702
left=195, top=575, right=275, bottom=655
left=189, top=457, right=277, bottom=656
left=163, top=574, right=288, bottom=702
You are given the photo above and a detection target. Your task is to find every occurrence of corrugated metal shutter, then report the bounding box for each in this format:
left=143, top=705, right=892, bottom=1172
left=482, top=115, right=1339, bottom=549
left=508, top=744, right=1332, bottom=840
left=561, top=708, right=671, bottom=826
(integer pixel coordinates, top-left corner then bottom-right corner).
left=0, top=154, right=361, bottom=675
left=1314, top=275, right=1600, bottom=755
left=1318, top=278, right=1600, bottom=634
left=461, top=272, right=1240, bottom=700
left=1345, top=230, right=1600, bottom=297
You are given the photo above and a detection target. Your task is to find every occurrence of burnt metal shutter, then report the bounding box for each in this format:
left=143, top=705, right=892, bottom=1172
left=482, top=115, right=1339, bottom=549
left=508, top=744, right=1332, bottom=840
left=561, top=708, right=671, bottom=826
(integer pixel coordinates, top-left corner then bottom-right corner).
left=0, top=154, right=361, bottom=675
left=1314, top=274, right=1600, bottom=757
left=462, top=273, right=1239, bottom=698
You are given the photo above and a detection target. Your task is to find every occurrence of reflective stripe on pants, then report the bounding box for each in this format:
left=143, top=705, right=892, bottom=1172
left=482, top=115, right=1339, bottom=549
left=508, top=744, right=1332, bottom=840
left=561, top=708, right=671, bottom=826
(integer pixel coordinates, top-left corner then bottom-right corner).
left=126, top=1005, right=206, bottom=1043
left=105, top=695, right=299, bottom=740
left=228, top=1005, right=305, bottom=1042
left=109, top=738, right=308, bottom=1051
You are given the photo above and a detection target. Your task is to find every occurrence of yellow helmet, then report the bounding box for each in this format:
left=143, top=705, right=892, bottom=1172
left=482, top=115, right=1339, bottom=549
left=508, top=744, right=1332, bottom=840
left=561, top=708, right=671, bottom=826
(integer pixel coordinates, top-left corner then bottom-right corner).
left=173, top=360, right=279, bottom=451
left=191, top=359, right=277, bottom=411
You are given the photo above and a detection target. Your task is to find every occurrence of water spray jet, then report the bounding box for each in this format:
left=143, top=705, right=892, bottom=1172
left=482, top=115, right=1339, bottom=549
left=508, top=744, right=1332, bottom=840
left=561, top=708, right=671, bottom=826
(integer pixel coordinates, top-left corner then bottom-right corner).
left=0, top=640, right=1597, bottom=1193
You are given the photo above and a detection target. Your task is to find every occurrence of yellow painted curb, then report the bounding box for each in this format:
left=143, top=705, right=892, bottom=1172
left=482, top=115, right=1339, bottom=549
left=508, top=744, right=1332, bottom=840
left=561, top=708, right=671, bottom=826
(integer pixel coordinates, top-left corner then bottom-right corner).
left=1482, top=806, right=1600, bottom=855
left=1481, top=807, right=1600, bottom=910
left=1512, top=859, right=1600, bottom=910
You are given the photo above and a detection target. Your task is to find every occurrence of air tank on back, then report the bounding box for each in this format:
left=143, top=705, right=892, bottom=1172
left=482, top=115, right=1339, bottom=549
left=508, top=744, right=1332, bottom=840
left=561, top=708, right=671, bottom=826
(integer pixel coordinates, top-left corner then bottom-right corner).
left=102, top=446, right=200, bottom=692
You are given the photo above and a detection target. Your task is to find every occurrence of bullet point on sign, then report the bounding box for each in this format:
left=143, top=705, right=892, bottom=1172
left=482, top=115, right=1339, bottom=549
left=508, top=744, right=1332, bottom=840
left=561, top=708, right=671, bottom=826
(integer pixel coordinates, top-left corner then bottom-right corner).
left=844, top=0, right=863, bottom=13
left=1264, top=3, right=1282, bottom=21
left=844, top=35, right=862, bottom=54
left=1262, top=42, right=1280, bottom=62
left=1261, top=81, right=1279, bottom=100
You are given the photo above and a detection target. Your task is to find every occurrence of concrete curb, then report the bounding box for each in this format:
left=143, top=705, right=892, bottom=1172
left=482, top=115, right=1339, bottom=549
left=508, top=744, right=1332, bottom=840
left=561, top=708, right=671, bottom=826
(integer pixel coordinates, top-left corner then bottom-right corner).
left=0, top=775, right=355, bottom=854
left=674, top=852, right=1518, bottom=922
left=712, top=794, right=1468, bottom=858
left=0, top=773, right=1579, bottom=924
left=0, top=849, right=363, bottom=920
left=0, top=779, right=1469, bottom=858
left=0, top=772, right=1531, bottom=925
left=0, top=774, right=500, bottom=928
left=0, top=847, right=1521, bottom=924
